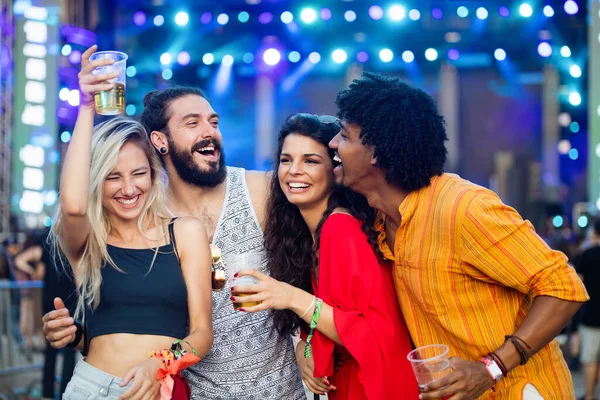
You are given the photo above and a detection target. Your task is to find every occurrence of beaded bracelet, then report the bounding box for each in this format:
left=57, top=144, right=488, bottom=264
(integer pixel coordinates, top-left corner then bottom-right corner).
left=304, top=297, right=323, bottom=359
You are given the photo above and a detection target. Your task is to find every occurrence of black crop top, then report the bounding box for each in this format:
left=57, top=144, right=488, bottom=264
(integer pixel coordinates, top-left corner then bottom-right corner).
left=86, top=222, right=188, bottom=341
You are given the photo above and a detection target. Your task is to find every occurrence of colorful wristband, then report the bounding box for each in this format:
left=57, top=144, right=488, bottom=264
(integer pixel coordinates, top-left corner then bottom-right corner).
left=304, top=297, right=323, bottom=359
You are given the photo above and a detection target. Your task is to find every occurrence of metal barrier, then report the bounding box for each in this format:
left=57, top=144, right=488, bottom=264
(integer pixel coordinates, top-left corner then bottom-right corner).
left=0, top=280, right=44, bottom=399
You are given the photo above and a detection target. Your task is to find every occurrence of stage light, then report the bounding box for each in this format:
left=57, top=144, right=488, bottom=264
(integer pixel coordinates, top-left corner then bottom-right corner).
left=379, top=48, right=393, bottom=62
left=457, top=6, right=468, bottom=18
left=67, top=89, right=79, bottom=106
left=408, top=9, right=420, bottom=20
left=177, top=51, right=190, bottom=66
left=432, top=8, right=443, bottom=19
left=499, top=6, right=510, bottom=17
left=308, top=52, right=321, bottom=63
left=564, top=0, right=578, bottom=15
left=344, top=10, right=356, bottom=22
left=476, top=7, right=488, bottom=19
left=356, top=51, right=369, bottom=63
left=558, top=112, right=572, bottom=127
left=160, top=53, right=172, bottom=65
left=519, top=4, right=533, bottom=17
left=222, top=55, right=234, bottom=66
left=217, top=13, right=229, bottom=25
left=557, top=140, right=571, bottom=154
left=578, top=215, right=588, bottom=228
left=402, top=50, right=414, bottom=63
left=288, top=51, right=301, bottom=63
left=200, top=12, right=212, bottom=24
left=68, top=51, right=81, bottom=64
left=494, top=48, right=506, bottom=61
left=263, top=48, right=281, bottom=66
left=570, top=121, right=580, bottom=133
left=369, top=5, right=384, bottom=20
left=126, top=104, right=136, bottom=115
left=425, top=48, right=438, bottom=61
left=58, top=88, right=69, bottom=101
left=537, top=42, right=552, bottom=57
left=60, top=131, right=71, bottom=143
left=281, top=11, right=293, bottom=23
left=202, top=53, right=214, bottom=65
left=552, top=215, right=564, bottom=227
left=569, top=148, right=579, bottom=160
left=561, top=46, right=571, bottom=57
left=126, top=66, right=136, bottom=77
left=320, top=8, right=332, bottom=21
left=162, top=69, right=173, bottom=80
left=259, top=12, right=273, bottom=24
left=543, top=5, right=554, bottom=17
left=332, top=49, right=347, bottom=63
left=175, top=12, right=189, bottom=26
left=388, top=5, right=406, bottom=21
left=448, top=49, right=460, bottom=60
left=238, top=11, right=250, bottom=23
left=154, top=15, right=164, bottom=26
left=570, top=65, right=582, bottom=78
left=301, top=8, right=317, bottom=23
left=61, top=44, right=71, bottom=56
left=243, top=53, right=254, bottom=63
left=569, top=92, right=582, bottom=106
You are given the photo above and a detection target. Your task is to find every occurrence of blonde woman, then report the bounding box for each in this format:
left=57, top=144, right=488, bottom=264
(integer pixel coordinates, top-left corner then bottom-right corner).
left=53, top=45, right=213, bottom=400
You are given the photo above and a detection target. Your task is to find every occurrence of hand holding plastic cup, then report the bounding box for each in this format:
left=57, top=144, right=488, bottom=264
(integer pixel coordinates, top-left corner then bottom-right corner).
left=224, top=252, right=265, bottom=311
left=88, top=50, right=128, bottom=115
left=407, top=344, right=451, bottom=392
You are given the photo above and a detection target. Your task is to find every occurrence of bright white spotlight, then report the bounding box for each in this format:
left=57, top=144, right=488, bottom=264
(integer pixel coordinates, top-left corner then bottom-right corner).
left=476, top=7, right=488, bottom=19
left=519, top=3, right=533, bottom=17
left=308, top=52, right=321, bottom=63
left=557, top=140, right=571, bottom=154
left=570, top=65, right=582, bottom=78
left=301, top=8, right=317, bottom=23
left=425, top=48, right=438, bottom=61
left=58, top=88, right=70, bottom=101
left=561, top=46, right=571, bottom=57
left=202, top=53, right=214, bottom=65
left=263, top=48, right=281, bottom=66
left=379, top=48, right=393, bottom=62
left=543, top=5, right=554, bottom=17
left=345, top=10, right=356, bottom=22
left=281, top=11, right=293, bottom=23
left=402, top=50, right=414, bottom=63
left=569, top=92, right=582, bottom=106
left=222, top=55, right=234, bottom=66
left=175, top=12, right=189, bottom=26
left=217, top=13, right=229, bottom=25
left=160, top=53, right=172, bottom=65
left=457, top=6, right=468, bottom=18
left=154, top=15, right=164, bottom=26
left=388, top=5, right=406, bottom=21
left=332, top=49, right=347, bottom=63
left=408, top=9, right=420, bottom=20
left=494, top=48, right=506, bottom=61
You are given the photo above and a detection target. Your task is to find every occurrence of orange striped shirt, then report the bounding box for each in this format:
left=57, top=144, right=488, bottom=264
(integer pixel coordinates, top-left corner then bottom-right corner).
left=375, top=173, right=588, bottom=399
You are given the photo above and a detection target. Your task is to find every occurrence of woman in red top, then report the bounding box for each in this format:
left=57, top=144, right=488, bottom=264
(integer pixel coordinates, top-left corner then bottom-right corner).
left=231, top=113, right=419, bottom=399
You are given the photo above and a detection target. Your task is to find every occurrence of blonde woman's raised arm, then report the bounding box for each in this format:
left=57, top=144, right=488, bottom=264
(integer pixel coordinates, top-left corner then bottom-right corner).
left=59, top=45, right=119, bottom=260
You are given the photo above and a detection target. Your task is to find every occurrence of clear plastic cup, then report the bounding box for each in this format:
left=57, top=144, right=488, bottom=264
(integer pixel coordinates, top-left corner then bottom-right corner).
left=89, top=51, right=128, bottom=115
left=407, top=344, right=450, bottom=391
left=224, top=252, right=265, bottom=311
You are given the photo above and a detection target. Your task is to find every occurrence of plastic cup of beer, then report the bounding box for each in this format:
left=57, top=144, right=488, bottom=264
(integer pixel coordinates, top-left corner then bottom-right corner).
left=407, top=344, right=450, bottom=392
left=225, top=252, right=264, bottom=311
left=88, top=51, right=128, bottom=115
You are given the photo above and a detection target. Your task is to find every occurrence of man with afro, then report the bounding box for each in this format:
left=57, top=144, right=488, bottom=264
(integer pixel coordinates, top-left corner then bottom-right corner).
left=329, top=71, right=588, bottom=400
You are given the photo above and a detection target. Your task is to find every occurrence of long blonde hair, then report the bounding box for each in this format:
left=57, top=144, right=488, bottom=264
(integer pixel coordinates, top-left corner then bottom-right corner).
left=51, top=117, right=171, bottom=319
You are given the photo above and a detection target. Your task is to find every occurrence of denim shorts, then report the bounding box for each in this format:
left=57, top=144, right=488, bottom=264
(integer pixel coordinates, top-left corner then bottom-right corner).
left=63, top=359, right=132, bottom=400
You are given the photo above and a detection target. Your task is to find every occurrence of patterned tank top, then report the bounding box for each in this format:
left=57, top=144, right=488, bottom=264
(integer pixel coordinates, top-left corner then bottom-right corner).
left=183, top=167, right=305, bottom=399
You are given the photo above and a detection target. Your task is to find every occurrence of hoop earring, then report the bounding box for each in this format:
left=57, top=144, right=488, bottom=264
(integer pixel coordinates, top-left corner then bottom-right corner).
left=159, top=146, right=167, bottom=154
